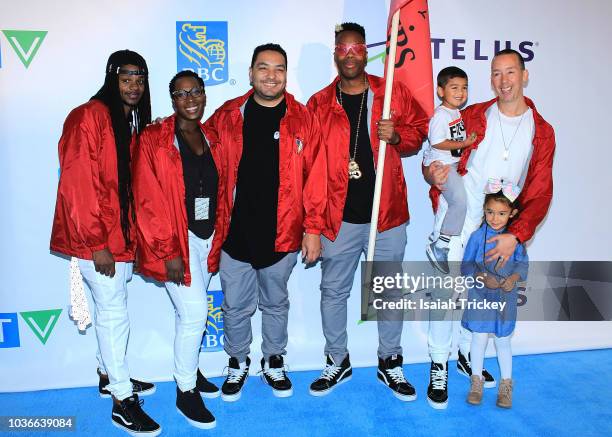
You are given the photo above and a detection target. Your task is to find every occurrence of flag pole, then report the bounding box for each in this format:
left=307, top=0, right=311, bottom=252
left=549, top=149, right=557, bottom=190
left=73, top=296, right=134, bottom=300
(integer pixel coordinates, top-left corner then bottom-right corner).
left=361, top=9, right=401, bottom=320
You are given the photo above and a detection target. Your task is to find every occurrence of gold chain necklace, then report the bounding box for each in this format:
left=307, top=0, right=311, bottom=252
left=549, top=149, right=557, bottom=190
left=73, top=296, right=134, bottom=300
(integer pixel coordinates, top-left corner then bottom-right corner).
left=338, top=75, right=368, bottom=180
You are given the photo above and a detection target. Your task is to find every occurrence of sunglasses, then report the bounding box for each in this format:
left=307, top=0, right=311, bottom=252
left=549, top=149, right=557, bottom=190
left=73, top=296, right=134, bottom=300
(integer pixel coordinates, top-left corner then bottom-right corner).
left=334, top=43, right=367, bottom=57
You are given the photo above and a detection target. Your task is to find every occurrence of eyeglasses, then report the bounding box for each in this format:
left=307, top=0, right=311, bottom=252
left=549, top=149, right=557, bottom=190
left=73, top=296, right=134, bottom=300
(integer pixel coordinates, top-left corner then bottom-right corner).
left=171, top=87, right=205, bottom=100
left=334, top=43, right=367, bottom=57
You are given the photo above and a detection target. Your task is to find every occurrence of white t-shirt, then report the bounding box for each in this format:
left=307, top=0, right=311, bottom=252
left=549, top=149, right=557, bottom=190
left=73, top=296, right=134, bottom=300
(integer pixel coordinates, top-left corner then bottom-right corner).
left=433, top=103, right=535, bottom=262
left=423, top=105, right=466, bottom=166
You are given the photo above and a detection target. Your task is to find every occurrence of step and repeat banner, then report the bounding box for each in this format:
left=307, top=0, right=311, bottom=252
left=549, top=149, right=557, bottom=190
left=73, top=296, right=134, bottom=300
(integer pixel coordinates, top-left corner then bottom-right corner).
left=1, top=0, right=611, bottom=391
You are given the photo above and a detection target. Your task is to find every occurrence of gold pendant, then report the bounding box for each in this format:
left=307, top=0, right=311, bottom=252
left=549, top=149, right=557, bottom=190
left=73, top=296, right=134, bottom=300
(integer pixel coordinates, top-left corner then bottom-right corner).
left=348, top=159, right=362, bottom=179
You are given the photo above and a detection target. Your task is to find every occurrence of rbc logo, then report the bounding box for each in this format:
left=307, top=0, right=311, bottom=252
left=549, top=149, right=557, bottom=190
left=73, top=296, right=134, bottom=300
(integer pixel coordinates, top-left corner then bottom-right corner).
left=202, top=290, right=224, bottom=352
left=176, top=21, right=228, bottom=86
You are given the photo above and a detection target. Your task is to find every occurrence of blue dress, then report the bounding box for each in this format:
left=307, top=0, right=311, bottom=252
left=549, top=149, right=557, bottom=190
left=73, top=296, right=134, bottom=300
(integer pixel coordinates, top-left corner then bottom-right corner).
left=460, top=223, right=529, bottom=337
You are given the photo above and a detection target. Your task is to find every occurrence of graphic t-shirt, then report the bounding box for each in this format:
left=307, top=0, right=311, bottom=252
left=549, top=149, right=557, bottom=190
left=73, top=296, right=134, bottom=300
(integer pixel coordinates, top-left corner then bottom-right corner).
left=423, top=105, right=466, bottom=165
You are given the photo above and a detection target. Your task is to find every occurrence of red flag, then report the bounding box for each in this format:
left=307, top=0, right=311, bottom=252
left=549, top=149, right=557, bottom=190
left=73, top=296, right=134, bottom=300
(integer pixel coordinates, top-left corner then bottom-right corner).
left=386, top=0, right=434, bottom=117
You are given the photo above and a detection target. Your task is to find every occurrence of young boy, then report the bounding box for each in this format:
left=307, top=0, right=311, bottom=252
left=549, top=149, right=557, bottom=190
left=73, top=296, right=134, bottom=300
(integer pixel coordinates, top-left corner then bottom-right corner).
left=424, top=66, right=476, bottom=273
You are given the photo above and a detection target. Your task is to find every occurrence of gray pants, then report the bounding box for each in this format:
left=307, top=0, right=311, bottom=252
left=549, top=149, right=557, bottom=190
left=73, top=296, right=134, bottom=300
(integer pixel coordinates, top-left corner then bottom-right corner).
left=320, top=221, right=407, bottom=363
left=440, top=164, right=467, bottom=236
left=220, top=250, right=298, bottom=362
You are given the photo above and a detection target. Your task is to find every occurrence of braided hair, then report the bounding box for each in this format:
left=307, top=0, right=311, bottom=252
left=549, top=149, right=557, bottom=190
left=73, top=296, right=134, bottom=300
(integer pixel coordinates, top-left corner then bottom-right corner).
left=91, top=50, right=151, bottom=248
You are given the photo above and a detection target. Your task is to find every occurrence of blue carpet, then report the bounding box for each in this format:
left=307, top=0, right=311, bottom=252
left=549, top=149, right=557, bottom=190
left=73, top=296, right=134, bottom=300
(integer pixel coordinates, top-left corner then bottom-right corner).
left=2, top=349, right=611, bottom=437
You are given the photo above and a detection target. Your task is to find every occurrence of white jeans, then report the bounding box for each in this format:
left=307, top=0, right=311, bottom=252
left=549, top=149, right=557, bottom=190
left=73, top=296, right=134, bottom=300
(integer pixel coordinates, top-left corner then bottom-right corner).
left=428, top=199, right=477, bottom=364
left=79, top=260, right=133, bottom=401
left=165, top=231, right=213, bottom=392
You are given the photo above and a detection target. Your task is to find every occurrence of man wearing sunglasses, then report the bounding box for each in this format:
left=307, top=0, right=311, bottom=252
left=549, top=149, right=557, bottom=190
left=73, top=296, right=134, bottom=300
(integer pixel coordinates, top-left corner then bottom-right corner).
left=307, top=22, right=428, bottom=400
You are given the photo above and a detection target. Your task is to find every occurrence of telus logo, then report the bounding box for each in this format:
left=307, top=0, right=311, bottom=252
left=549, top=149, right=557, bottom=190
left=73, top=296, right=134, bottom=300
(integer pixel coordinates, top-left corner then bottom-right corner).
left=431, top=38, right=535, bottom=62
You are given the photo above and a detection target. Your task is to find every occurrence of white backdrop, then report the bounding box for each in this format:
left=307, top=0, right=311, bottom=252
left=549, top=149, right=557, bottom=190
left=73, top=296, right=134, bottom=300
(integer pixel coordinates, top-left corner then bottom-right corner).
left=1, top=0, right=611, bottom=392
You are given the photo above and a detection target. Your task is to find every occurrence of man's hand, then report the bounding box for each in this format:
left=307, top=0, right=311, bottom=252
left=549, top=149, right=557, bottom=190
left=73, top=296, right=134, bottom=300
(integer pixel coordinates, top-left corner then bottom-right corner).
left=462, top=132, right=477, bottom=148
left=376, top=119, right=400, bottom=145
left=499, top=273, right=521, bottom=292
left=423, top=161, right=450, bottom=190
left=148, top=116, right=167, bottom=126
left=93, top=248, right=115, bottom=277
left=480, top=272, right=501, bottom=289
left=485, top=234, right=518, bottom=268
left=165, top=256, right=185, bottom=285
left=301, top=233, right=322, bottom=264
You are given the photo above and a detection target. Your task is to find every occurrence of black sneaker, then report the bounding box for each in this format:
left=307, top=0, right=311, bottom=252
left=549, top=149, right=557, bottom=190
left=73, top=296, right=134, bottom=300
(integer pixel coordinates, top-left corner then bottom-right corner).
left=111, top=394, right=161, bottom=436
left=309, top=354, right=352, bottom=397
left=427, top=361, right=448, bottom=409
left=457, top=350, right=496, bottom=388
left=377, top=354, right=417, bottom=401
left=259, top=355, right=293, bottom=398
left=196, top=368, right=220, bottom=399
left=98, top=368, right=156, bottom=398
left=221, top=357, right=250, bottom=402
left=176, top=387, right=216, bottom=429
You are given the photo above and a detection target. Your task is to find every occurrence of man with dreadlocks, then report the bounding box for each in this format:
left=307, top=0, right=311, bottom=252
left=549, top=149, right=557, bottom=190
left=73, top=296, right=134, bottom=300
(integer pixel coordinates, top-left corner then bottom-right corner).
left=50, top=50, right=160, bottom=436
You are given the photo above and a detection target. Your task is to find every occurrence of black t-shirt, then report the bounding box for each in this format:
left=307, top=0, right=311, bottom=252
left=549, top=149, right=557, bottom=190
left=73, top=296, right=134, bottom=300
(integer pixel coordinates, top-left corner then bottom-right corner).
left=337, top=87, right=376, bottom=223
left=176, top=125, right=218, bottom=240
left=222, top=96, right=289, bottom=269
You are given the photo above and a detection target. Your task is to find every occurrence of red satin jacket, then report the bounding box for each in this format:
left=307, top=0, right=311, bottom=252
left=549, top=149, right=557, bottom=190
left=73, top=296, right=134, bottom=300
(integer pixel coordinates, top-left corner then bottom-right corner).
left=307, top=74, right=429, bottom=241
left=50, top=100, right=136, bottom=261
left=132, top=115, right=222, bottom=285
left=203, top=90, right=327, bottom=273
left=429, top=97, right=555, bottom=243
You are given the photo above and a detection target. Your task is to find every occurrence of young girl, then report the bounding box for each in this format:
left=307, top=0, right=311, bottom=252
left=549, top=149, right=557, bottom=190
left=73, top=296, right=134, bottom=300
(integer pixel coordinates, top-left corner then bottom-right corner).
left=461, top=180, right=528, bottom=409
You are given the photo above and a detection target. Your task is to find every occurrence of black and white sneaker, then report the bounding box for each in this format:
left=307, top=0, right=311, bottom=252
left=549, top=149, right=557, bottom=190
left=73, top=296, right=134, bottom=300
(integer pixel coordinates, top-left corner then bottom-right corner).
left=427, top=361, right=448, bottom=409
left=457, top=350, right=496, bottom=388
left=377, top=354, right=417, bottom=401
left=259, top=355, right=293, bottom=398
left=221, top=357, right=250, bottom=402
left=176, top=387, right=216, bottom=429
left=111, top=394, right=161, bottom=436
left=309, top=354, right=352, bottom=396
left=98, top=368, right=156, bottom=398
left=196, top=368, right=220, bottom=399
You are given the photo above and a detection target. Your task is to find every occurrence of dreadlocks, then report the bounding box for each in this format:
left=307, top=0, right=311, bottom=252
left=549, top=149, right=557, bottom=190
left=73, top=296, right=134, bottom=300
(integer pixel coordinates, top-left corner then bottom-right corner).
left=91, top=50, right=151, bottom=248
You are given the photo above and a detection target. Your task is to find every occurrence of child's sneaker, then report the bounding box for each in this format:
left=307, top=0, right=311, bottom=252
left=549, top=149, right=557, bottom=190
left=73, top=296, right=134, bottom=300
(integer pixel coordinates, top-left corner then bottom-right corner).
left=496, top=378, right=513, bottom=408
left=467, top=374, right=484, bottom=405
left=426, top=242, right=450, bottom=274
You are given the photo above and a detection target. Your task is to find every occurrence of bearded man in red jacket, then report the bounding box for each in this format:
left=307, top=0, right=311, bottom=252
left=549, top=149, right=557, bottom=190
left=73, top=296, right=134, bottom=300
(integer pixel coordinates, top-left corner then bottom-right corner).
left=423, top=48, right=555, bottom=410
left=203, top=43, right=326, bottom=401
left=50, top=50, right=160, bottom=436
left=306, top=22, right=429, bottom=401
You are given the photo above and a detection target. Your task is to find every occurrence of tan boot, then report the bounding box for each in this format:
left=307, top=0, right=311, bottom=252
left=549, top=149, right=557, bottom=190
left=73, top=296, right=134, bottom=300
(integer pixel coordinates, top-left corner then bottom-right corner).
left=467, top=374, right=484, bottom=405
left=496, top=378, right=513, bottom=408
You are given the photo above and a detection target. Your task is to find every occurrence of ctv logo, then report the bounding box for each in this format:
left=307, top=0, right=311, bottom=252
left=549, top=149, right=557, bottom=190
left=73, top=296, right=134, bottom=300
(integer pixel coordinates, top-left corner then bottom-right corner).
left=0, top=309, right=62, bottom=348
left=201, top=290, right=224, bottom=352
left=176, top=21, right=228, bottom=86
left=1, top=30, right=47, bottom=68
